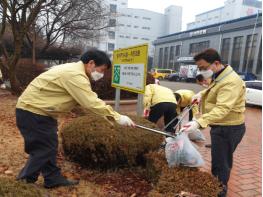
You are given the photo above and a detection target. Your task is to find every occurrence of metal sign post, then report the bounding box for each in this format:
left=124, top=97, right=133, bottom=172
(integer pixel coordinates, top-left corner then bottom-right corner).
left=136, top=94, right=143, bottom=116
left=114, top=88, right=120, bottom=112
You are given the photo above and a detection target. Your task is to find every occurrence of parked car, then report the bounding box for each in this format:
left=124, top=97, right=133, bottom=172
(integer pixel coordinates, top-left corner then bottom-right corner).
left=238, top=72, right=257, bottom=81
left=245, top=80, right=262, bottom=106
left=168, top=73, right=180, bottom=81
left=151, top=68, right=174, bottom=80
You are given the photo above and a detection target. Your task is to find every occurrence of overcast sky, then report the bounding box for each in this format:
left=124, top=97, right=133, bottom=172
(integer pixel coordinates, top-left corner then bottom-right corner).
left=128, top=0, right=226, bottom=30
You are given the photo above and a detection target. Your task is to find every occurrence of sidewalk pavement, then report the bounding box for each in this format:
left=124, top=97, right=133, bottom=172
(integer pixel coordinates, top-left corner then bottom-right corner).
left=199, top=107, right=262, bottom=197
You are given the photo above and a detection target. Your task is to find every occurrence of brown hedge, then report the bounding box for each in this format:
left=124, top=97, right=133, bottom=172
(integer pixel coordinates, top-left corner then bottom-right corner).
left=61, top=112, right=162, bottom=170
left=145, top=151, right=222, bottom=197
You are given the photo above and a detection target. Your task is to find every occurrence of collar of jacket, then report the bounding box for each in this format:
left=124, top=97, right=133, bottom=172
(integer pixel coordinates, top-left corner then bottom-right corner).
left=77, top=61, right=86, bottom=74
left=205, top=66, right=234, bottom=91
left=214, top=66, right=234, bottom=83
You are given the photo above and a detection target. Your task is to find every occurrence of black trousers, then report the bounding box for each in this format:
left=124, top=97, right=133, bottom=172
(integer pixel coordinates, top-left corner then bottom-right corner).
left=210, top=124, right=245, bottom=188
left=148, top=102, right=177, bottom=133
left=16, top=108, right=61, bottom=184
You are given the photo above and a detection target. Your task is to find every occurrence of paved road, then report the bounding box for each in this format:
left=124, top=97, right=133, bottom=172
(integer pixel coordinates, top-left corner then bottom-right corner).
left=160, top=80, right=204, bottom=93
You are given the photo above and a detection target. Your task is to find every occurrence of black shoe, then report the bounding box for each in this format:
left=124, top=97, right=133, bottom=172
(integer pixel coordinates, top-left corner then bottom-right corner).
left=205, top=144, right=211, bottom=148
left=218, top=185, right=227, bottom=197
left=17, top=177, right=37, bottom=184
left=44, top=177, right=79, bottom=189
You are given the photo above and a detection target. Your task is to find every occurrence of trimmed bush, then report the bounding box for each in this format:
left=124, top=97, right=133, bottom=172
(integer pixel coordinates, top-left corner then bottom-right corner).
left=62, top=112, right=162, bottom=170
left=145, top=151, right=222, bottom=197
left=0, top=177, right=45, bottom=197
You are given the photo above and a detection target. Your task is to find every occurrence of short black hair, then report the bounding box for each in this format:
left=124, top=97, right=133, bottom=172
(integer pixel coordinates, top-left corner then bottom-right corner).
left=80, top=49, right=112, bottom=69
left=196, top=74, right=204, bottom=82
left=194, top=48, right=221, bottom=64
left=174, top=93, right=181, bottom=102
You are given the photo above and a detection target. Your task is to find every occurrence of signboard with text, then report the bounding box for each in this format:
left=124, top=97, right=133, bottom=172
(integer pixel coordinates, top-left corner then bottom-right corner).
left=112, top=44, right=148, bottom=94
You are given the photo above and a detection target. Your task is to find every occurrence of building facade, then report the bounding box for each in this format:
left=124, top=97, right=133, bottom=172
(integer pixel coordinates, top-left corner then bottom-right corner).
left=153, top=13, right=262, bottom=79
left=90, top=0, right=182, bottom=57
left=187, top=0, right=262, bottom=30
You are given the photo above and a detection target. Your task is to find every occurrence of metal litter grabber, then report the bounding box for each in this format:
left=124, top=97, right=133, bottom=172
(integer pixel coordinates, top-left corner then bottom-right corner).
left=163, top=99, right=198, bottom=132
left=135, top=125, right=176, bottom=138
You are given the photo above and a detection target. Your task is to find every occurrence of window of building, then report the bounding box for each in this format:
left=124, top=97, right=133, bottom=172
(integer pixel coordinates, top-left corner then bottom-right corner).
left=163, top=47, right=169, bottom=68
left=108, top=31, right=115, bottom=39
left=231, top=36, right=243, bottom=71
left=141, top=38, right=150, bottom=41
left=142, top=17, right=151, bottom=20
left=125, top=36, right=130, bottom=38
left=134, top=25, right=139, bottom=28
left=119, top=23, right=125, bottom=26
left=158, top=48, right=163, bottom=67
left=109, top=19, right=116, bottom=27
left=134, top=16, right=139, bottom=18
left=108, top=43, right=115, bottom=51
left=243, top=34, right=258, bottom=72
left=119, top=35, right=124, bottom=38
left=110, top=4, right=117, bottom=13
left=189, top=41, right=210, bottom=55
left=175, top=45, right=181, bottom=56
left=127, top=25, right=131, bottom=27
left=133, top=37, right=138, bottom=39
left=127, top=15, right=132, bottom=17
left=169, top=46, right=175, bottom=68
left=142, top=27, right=150, bottom=30
left=121, top=2, right=126, bottom=5
left=221, top=38, right=231, bottom=64
left=256, top=38, right=262, bottom=76
left=243, top=0, right=262, bottom=8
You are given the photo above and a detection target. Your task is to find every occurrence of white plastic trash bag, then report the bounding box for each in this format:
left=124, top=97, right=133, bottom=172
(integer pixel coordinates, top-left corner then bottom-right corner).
left=188, top=129, right=206, bottom=142
left=165, top=132, right=204, bottom=168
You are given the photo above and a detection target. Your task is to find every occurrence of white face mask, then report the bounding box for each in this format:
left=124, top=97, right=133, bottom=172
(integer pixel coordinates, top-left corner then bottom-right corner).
left=91, top=71, right=104, bottom=81
left=199, top=69, right=213, bottom=79
left=202, top=84, right=209, bottom=88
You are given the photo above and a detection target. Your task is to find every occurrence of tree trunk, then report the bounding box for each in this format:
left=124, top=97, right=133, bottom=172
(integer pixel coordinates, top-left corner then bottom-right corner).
left=8, top=66, right=22, bottom=95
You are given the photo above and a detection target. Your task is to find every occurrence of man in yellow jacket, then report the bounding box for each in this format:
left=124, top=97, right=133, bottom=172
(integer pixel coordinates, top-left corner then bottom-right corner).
left=183, top=49, right=246, bottom=197
left=16, top=50, right=135, bottom=188
left=143, top=84, right=177, bottom=133
left=174, top=89, right=199, bottom=121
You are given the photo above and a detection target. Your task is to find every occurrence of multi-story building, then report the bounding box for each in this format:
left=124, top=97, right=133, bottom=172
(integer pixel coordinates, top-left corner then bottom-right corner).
left=187, top=0, right=262, bottom=30
left=153, top=13, right=262, bottom=79
left=91, top=0, right=182, bottom=57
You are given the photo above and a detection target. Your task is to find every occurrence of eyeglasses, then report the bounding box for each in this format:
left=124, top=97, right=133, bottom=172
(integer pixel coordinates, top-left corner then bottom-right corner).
left=198, top=62, right=215, bottom=71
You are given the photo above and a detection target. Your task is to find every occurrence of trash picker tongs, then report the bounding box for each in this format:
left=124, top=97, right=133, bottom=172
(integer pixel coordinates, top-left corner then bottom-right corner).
left=135, top=100, right=198, bottom=138
left=135, top=125, right=176, bottom=138
left=163, top=99, right=198, bottom=132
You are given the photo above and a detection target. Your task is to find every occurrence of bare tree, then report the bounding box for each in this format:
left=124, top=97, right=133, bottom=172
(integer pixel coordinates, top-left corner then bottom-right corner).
left=31, top=0, right=111, bottom=54
left=0, top=0, right=48, bottom=94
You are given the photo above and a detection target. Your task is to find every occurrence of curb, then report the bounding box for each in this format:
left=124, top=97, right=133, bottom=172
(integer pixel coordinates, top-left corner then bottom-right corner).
left=105, top=99, right=137, bottom=105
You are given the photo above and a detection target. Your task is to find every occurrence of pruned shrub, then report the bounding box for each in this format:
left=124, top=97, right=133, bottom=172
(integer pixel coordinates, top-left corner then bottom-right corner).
left=145, top=151, right=222, bottom=197
left=0, top=177, right=45, bottom=197
left=61, top=112, right=162, bottom=170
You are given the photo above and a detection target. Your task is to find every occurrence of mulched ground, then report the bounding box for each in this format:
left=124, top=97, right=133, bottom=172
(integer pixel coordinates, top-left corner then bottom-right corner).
left=0, top=90, right=153, bottom=197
